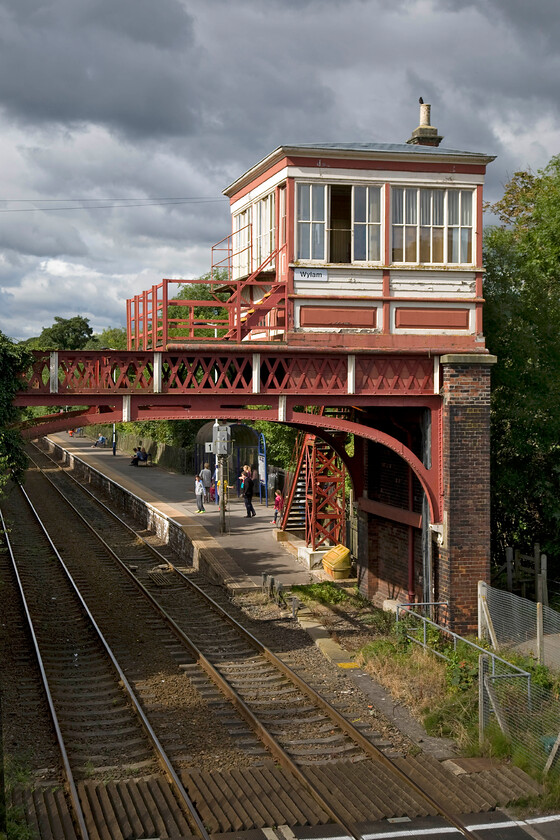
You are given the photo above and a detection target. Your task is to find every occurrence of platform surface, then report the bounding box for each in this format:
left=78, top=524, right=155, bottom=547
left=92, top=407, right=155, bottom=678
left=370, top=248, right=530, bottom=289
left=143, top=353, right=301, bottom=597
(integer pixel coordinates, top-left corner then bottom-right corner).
left=46, top=434, right=318, bottom=588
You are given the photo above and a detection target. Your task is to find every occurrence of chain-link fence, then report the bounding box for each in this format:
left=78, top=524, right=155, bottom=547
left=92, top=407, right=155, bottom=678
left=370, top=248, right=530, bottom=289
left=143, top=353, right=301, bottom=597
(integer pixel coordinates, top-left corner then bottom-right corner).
left=480, top=582, right=560, bottom=672
left=477, top=582, right=560, bottom=774
left=398, top=598, right=560, bottom=776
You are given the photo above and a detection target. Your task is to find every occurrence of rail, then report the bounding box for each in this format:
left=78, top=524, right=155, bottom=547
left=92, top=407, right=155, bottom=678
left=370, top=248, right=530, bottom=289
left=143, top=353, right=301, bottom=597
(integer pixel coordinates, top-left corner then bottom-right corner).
left=3, top=480, right=212, bottom=840
left=28, top=442, right=479, bottom=839
left=0, top=505, right=90, bottom=840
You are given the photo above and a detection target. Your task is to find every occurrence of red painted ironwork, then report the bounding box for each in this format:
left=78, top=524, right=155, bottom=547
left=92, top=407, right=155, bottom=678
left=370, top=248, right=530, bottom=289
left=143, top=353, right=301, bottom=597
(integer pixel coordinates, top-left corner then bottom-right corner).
left=21, top=351, right=435, bottom=397
left=127, top=231, right=288, bottom=350
left=304, top=440, right=346, bottom=550
left=281, top=407, right=348, bottom=549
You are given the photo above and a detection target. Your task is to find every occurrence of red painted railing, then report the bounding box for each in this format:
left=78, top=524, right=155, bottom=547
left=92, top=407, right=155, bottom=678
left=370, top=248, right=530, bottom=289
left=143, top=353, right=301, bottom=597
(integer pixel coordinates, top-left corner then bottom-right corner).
left=21, top=352, right=435, bottom=397
left=127, top=226, right=288, bottom=350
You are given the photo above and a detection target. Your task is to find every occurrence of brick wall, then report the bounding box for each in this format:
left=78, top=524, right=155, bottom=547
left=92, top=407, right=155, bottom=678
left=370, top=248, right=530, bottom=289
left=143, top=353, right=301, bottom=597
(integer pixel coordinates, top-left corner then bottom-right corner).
left=439, top=357, right=494, bottom=633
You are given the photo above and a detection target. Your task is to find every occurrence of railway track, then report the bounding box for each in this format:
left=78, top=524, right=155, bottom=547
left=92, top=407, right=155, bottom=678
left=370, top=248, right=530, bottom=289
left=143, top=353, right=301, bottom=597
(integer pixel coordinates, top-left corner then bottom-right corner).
left=0, top=486, right=210, bottom=840
left=0, top=443, right=541, bottom=839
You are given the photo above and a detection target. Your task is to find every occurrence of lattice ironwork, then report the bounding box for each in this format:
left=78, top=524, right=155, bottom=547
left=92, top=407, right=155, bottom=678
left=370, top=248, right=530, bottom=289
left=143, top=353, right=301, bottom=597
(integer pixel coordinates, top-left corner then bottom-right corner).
left=356, top=356, right=434, bottom=394
left=304, top=440, right=346, bottom=550
left=23, top=351, right=435, bottom=397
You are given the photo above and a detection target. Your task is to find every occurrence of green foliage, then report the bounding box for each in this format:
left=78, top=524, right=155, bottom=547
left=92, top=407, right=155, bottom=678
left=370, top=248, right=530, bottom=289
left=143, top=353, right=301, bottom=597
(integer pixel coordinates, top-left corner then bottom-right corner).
left=0, top=332, right=32, bottom=493
left=169, top=270, right=230, bottom=340
left=484, top=155, right=560, bottom=558
left=248, top=419, right=298, bottom=468
left=118, top=418, right=205, bottom=448
left=84, top=326, right=128, bottom=350
left=24, top=315, right=93, bottom=350
left=3, top=755, right=34, bottom=840
left=291, top=581, right=349, bottom=606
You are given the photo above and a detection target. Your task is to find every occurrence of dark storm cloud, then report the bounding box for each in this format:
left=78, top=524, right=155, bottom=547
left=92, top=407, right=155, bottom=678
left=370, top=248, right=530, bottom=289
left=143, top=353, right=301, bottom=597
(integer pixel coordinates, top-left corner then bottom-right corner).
left=0, top=0, right=559, bottom=340
left=0, top=0, right=199, bottom=137
left=0, top=214, right=87, bottom=261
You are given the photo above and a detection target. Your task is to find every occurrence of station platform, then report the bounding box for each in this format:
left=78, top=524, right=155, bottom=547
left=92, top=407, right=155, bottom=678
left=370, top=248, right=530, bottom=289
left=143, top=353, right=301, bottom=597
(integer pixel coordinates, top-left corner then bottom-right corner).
left=45, top=434, right=322, bottom=589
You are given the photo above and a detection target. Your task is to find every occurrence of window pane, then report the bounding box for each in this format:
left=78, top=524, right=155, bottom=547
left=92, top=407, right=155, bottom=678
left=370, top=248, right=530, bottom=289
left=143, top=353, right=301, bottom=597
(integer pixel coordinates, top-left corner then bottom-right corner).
left=461, top=191, right=472, bottom=225
left=368, top=187, right=381, bottom=222
left=419, top=227, right=431, bottom=262
left=354, top=224, right=366, bottom=260
left=311, top=222, right=324, bottom=259
left=405, top=189, right=417, bottom=224
left=354, top=187, right=366, bottom=223
left=433, top=227, right=444, bottom=262
left=420, top=190, right=431, bottom=225
left=448, top=227, right=459, bottom=262
left=312, top=185, right=324, bottom=220
left=298, top=222, right=310, bottom=259
left=392, top=188, right=403, bottom=223
left=433, top=191, right=444, bottom=225
left=297, top=185, right=310, bottom=221
left=461, top=228, right=472, bottom=263
left=368, top=226, right=380, bottom=261
left=448, top=190, right=459, bottom=225
left=392, top=227, right=403, bottom=262
left=405, top=226, right=417, bottom=261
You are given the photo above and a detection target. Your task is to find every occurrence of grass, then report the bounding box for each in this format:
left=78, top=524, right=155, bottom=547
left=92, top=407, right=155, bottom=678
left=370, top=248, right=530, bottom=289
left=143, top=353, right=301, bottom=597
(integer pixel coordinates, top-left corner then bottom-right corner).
left=291, top=580, right=560, bottom=808
left=2, top=756, right=35, bottom=840
left=290, top=581, right=352, bottom=606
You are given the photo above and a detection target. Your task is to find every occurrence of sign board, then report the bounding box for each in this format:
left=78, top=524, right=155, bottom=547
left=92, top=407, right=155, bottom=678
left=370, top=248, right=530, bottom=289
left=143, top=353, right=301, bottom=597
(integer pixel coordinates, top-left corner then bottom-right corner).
left=258, top=453, right=266, bottom=483
left=213, top=424, right=231, bottom=456
left=293, top=267, right=328, bottom=284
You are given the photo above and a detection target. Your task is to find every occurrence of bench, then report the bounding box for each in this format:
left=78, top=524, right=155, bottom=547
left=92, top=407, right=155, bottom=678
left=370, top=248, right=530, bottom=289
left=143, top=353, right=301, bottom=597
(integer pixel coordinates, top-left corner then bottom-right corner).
left=137, top=453, right=153, bottom=467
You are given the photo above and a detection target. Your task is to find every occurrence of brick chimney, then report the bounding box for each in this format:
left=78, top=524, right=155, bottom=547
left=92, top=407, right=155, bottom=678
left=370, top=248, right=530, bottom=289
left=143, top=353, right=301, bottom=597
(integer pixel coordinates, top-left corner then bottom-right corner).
left=407, top=102, right=443, bottom=147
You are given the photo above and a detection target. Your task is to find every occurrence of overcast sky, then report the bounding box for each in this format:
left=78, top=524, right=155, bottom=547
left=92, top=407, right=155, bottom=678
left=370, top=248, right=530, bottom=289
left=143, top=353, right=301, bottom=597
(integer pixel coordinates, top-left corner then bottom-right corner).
left=0, top=0, right=558, bottom=341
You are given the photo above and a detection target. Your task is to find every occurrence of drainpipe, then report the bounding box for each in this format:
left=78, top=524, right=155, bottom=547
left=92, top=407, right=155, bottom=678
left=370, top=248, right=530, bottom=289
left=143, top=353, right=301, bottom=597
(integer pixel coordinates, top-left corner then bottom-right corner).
left=393, top=419, right=416, bottom=603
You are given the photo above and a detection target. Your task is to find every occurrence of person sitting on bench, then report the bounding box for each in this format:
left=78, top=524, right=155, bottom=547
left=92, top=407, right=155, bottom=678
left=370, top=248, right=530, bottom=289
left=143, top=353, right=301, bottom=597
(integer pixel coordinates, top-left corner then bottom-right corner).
left=130, top=447, right=139, bottom=466
left=137, top=447, right=149, bottom=465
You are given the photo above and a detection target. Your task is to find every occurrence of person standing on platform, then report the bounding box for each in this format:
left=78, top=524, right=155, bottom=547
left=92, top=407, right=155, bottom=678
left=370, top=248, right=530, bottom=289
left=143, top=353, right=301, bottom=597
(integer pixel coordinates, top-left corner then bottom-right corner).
left=243, top=472, right=256, bottom=518
left=200, top=462, right=212, bottom=503
left=194, top=475, right=205, bottom=513
left=271, top=489, right=284, bottom=526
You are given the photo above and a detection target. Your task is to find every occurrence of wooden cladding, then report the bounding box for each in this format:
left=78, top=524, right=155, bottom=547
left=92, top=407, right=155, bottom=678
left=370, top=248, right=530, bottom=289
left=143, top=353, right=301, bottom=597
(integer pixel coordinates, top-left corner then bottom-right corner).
left=395, top=308, right=470, bottom=330
left=300, top=306, right=377, bottom=328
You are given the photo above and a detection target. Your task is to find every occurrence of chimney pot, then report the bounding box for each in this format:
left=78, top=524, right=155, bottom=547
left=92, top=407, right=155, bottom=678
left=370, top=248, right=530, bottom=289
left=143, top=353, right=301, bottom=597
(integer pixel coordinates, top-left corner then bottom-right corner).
left=407, top=102, right=443, bottom=147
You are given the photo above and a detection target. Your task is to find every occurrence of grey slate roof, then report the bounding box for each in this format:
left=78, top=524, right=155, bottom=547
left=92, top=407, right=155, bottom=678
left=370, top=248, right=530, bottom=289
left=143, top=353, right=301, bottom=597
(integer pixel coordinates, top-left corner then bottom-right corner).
left=223, top=141, right=496, bottom=196
left=291, top=141, right=491, bottom=157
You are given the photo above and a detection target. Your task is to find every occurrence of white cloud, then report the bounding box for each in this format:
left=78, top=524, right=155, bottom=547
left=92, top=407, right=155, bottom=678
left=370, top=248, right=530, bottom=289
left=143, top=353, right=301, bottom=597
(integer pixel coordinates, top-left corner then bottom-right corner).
left=0, top=0, right=559, bottom=339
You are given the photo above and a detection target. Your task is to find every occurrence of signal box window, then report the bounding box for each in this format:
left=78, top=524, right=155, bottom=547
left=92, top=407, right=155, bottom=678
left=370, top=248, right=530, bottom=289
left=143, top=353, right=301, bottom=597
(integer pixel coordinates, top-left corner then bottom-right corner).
left=354, top=186, right=381, bottom=262
left=392, top=187, right=473, bottom=264
left=297, top=184, right=326, bottom=260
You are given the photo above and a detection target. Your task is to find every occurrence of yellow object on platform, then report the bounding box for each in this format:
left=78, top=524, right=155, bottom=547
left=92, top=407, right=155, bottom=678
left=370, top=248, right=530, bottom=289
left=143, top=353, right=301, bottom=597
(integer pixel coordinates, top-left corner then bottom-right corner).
left=322, top=544, right=351, bottom=579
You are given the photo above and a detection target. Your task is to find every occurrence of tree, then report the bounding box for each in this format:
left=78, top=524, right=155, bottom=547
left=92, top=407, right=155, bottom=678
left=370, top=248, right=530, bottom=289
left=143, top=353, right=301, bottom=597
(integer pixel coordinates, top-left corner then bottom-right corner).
left=484, top=156, right=560, bottom=558
left=0, top=332, right=33, bottom=493
left=25, top=316, right=93, bottom=350
left=84, top=326, right=128, bottom=350
left=248, top=418, right=298, bottom=469
left=168, top=270, right=230, bottom=340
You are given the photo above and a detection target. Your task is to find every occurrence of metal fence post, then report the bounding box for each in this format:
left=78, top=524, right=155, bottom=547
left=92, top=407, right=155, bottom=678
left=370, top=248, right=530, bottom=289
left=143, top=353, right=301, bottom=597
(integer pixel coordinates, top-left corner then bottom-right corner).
left=537, top=602, right=544, bottom=665
left=478, top=580, right=486, bottom=639
left=479, top=654, right=489, bottom=747
left=506, top=546, right=513, bottom=592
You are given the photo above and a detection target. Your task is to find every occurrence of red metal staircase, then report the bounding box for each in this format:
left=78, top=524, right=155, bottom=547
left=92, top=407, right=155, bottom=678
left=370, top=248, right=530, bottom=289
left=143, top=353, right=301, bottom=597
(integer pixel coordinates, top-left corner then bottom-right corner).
left=281, top=408, right=348, bottom=550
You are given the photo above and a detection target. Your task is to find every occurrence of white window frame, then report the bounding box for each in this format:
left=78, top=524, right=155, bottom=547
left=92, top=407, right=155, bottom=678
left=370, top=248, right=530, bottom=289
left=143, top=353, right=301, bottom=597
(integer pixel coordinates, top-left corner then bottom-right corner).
left=233, top=207, right=251, bottom=279
left=352, top=184, right=382, bottom=263
left=391, top=187, right=474, bottom=266
left=296, top=183, right=327, bottom=261
left=253, top=192, right=275, bottom=270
